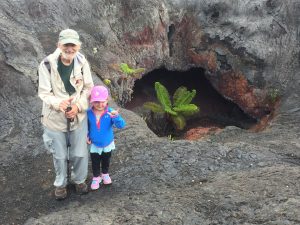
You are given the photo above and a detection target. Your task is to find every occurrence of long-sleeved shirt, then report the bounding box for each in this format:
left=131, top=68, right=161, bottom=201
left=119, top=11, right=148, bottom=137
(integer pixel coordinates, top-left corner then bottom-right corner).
left=87, top=107, right=126, bottom=147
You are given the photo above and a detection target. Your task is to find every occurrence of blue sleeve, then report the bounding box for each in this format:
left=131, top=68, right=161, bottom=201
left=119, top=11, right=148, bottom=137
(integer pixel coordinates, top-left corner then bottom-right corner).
left=112, top=115, right=126, bottom=129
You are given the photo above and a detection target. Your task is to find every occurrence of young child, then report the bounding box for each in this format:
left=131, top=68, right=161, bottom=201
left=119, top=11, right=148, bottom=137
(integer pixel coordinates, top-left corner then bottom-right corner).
left=87, top=85, right=126, bottom=190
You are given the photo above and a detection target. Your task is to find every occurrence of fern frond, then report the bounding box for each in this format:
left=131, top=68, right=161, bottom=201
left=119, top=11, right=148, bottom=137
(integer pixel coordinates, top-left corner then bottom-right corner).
left=132, top=68, right=145, bottom=75
left=120, top=63, right=134, bottom=75
left=174, top=89, right=196, bottom=106
left=155, top=82, right=172, bottom=109
left=143, top=102, right=164, bottom=113
left=173, top=86, right=187, bottom=107
left=171, top=115, right=186, bottom=130
left=173, top=104, right=199, bottom=113
left=132, top=68, right=146, bottom=79
left=165, top=107, right=178, bottom=116
left=185, top=89, right=197, bottom=104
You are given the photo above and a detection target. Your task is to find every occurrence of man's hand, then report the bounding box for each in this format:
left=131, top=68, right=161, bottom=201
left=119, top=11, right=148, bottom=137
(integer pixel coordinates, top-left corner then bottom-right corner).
left=65, top=104, right=79, bottom=119
left=59, top=98, right=74, bottom=112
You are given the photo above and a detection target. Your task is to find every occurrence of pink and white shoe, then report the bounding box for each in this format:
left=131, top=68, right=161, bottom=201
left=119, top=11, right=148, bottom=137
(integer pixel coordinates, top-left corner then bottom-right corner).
left=90, top=176, right=102, bottom=190
left=101, top=173, right=112, bottom=185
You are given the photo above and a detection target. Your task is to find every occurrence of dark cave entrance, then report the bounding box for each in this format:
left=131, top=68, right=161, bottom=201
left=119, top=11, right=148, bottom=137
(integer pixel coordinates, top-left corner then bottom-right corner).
left=125, top=67, right=257, bottom=139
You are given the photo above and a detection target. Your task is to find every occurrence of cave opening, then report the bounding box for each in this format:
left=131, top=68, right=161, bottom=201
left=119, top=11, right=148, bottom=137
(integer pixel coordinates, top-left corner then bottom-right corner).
left=125, top=67, right=258, bottom=139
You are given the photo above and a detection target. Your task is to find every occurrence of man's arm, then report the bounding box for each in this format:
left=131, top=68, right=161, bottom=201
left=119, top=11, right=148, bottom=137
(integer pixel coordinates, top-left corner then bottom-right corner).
left=38, top=61, right=61, bottom=111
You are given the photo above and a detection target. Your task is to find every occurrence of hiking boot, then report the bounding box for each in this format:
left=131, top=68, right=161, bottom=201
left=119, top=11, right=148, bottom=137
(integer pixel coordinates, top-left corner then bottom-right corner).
left=91, top=176, right=102, bottom=190
left=55, top=187, right=67, bottom=200
left=75, top=182, right=88, bottom=195
left=101, top=173, right=112, bottom=185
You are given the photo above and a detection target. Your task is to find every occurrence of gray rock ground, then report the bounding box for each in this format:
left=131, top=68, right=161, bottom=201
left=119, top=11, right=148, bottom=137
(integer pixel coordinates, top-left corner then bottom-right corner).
left=0, top=0, right=300, bottom=224
left=1, top=107, right=299, bottom=225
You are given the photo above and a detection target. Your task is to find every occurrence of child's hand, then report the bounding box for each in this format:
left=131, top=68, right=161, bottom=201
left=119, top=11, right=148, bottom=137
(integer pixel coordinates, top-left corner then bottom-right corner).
left=86, top=137, right=91, bottom=145
left=107, top=108, right=119, bottom=118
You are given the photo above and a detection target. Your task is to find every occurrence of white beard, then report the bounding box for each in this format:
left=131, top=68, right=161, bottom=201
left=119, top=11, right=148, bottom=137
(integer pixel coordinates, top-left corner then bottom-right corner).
left=61, top=52, right=76, bottom=62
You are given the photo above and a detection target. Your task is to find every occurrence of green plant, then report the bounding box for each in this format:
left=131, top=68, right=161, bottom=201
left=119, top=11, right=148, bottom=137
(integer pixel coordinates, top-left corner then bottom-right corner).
left=92, top=47, right=98, bottom=54
left=103, top=79, right=111, bottom=86
left=268, top=88, right=280, bottom=103
left=143, top=82, right=199, bottom=131
left=108, top=63, right=145, bottom=106
left=168, top=134, right=175, bottom=141
left=119, top=63, right=145, bottom=78
left=110, top=63, right=145, bottom=79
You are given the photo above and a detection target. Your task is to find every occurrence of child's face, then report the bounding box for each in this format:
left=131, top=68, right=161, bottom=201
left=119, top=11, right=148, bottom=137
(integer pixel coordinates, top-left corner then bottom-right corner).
left=92, top=100, right=108, bottom=111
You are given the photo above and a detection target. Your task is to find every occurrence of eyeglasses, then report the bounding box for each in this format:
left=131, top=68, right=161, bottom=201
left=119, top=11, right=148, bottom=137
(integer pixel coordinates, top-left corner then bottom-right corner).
left=63, top=43, right=77, bottom=47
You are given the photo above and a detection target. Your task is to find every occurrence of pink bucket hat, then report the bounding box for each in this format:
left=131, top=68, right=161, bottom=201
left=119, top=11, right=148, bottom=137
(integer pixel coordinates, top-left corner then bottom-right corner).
left=90, top=86, right=109, bottom=103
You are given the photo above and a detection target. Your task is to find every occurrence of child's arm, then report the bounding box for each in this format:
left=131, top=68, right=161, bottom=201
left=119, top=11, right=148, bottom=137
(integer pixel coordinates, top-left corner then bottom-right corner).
left=112, top=115, right=126, bottom=129
left=87, top=136, right=91, bottom=144
left=108, top=108, right=126, bottom=129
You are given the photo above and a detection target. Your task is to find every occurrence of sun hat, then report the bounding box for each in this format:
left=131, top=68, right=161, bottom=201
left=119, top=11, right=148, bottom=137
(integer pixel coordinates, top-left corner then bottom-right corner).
left=58, top=29, right=81, bottom=45
left=90, top=86, right=109, bottom=103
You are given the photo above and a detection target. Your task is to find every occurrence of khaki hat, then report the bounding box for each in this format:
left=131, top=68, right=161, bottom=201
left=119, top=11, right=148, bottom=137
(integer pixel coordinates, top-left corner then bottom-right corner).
left=58, top=29, right=81, bottom=45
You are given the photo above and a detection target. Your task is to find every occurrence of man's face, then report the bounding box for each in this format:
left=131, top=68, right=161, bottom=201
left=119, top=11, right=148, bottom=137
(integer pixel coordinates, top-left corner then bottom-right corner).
left=58, top=43, right=80, bottom=61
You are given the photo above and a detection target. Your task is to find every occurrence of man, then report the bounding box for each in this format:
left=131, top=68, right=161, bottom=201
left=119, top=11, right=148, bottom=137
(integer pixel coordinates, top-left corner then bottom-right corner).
left=38, top=29, right=94, bottom=200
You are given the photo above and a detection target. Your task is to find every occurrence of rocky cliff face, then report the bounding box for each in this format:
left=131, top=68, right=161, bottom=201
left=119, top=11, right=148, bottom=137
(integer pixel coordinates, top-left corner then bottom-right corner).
left=0, top=0, right=300, bottom=224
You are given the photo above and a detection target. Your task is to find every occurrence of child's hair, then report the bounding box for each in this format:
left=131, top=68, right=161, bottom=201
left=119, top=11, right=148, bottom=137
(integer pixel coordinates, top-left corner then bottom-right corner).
left=90, top=86, right=109, bottom=103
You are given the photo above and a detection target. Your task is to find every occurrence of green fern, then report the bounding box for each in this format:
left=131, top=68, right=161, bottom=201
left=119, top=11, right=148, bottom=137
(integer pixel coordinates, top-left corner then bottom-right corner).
left=165, top=107, right=178, bottom=116
left=143, top=81, right=199, bottom=131
left=173, top=87, right=187, bottom=106
left=143, top=102, right=164, bottom=113
left=173, top=104, right=199, bottom=113
left=171, top=115, right=186, bottom=130
left=120, top=63, right=145, bottom=77
left=155, top=82, right=172, bottom=109
left=174, top=88, right=196, bottom=107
